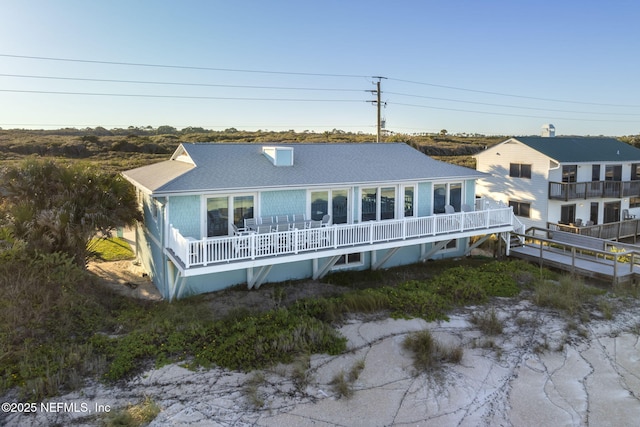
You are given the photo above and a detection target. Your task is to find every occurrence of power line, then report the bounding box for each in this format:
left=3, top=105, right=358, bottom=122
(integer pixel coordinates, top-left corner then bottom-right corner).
left=4, top=53, right=638, bottom=108
left=0, top=54, right=370, bottom=79
left=387, top=77, right=640, bottom=108
left=385, top=91, right=640, bottom=117
left=389, top=101, right=640, bottom=123
left=0, top=89, right=364, bottom=102
left=0, top=73, right=364, bottom=92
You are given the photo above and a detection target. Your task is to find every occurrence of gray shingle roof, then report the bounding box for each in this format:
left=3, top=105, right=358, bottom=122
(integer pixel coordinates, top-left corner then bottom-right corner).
left=123, top=142, right=485, bottom=195
left=514, top=137, right=640, bottom=162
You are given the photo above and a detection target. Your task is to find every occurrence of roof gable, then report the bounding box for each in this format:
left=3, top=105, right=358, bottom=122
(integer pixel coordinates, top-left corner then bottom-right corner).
left=123, top=142, right=485, bottom=195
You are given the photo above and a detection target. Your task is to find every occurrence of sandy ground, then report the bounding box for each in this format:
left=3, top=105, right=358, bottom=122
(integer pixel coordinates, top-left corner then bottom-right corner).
left=4, top=292, right=639, bottom=427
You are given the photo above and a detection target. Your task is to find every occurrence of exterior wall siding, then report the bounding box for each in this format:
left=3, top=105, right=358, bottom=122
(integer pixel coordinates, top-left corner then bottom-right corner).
left=136, top=223, right=168, bottom=298
left=476, top=140, right=550, bottom=229
left=261, top=189, right=307, bottom=218
left=168, top=195, right=201, bottom=238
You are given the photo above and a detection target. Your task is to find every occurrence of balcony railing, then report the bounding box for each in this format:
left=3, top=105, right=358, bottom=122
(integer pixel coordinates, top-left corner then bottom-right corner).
left=167, top=207, right=516, bottom=268
left=549, top=180, right=640, bottom=201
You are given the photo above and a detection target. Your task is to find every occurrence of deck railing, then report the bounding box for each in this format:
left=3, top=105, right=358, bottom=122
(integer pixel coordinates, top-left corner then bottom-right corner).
left=549, top=180, right=640, bottom=201
left=167, top=207, right=516, bottom=268
left=547, top=219, right=640, bottom=241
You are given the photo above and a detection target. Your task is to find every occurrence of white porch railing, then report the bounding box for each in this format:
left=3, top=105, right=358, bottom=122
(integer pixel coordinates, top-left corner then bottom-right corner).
left=168, top=207, right=516, bottom=268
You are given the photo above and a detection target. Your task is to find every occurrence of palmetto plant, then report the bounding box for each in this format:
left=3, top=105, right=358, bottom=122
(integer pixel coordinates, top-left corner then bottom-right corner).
left=1, top=159, right=141, bottom=266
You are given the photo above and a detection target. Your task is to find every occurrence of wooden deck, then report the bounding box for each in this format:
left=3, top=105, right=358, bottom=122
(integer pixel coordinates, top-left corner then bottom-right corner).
left=509, top=229, right=640, bottom=284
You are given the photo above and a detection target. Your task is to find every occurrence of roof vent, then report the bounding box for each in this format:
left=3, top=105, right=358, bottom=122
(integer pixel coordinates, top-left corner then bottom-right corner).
left=262, top=146, right=294, bottom=167
left=541, top=124, right=556, bottom=138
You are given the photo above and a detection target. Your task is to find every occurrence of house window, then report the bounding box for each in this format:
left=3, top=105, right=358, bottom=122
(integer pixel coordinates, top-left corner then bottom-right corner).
left=509, top=201, right=531, bottom=218
left=404, top=186, right=415, bottom=217
left=311, top=191, right=329, bottom=221
left=311, top=189, right=349, bottom=224
left=333, top=252, right=363, bottom=268
left=433, top=183, right=462, bottom=214
left=509, top=163, right=532, bottom=179
left=562, top=165, right=577, bottom=183
left=605, top=165, right=622, bottom=181
left=592, top=165, right=601, bottom=181
left=380, top=187, right=396, bottom=220
left=560, top=204, right=576, bottom=224
left=207, top=195, right=254, bottom=237
left=150, top=198, right=158, bottom=221
left=361, top=187, right=396, bottom=221
left=632, top=164, right=640, bottom=181
left=631, top=197, right=640, bottom=208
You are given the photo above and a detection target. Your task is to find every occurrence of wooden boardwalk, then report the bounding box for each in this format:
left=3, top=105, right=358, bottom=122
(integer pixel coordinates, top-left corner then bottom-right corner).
left=509, top=230, right=640, bottom=284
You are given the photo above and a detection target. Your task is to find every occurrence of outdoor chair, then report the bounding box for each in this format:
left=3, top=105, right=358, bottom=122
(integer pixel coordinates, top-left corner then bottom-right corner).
left=444, top=205, right=455, bottom=214
left=276, top=215, right=289, bottom=224
left=244, top=218, right=258, bottom=230
left=256, top=225, right=272, bottom=234
left=622, top=209, right=635, bottom=220
left=321, top=214, right=331, bottom=227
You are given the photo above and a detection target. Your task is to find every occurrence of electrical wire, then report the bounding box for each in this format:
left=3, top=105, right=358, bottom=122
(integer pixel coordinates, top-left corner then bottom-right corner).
left=0, top=89, right=364, bottom=102
left=387, top=77, right=640, bottom=108
left=0, top=54, right=370, bottom=79
left=0, top=73, right=364, bottom=92
left=389, top=101, right=639, bottom=123
left=385, top=91, right=640, bottom=117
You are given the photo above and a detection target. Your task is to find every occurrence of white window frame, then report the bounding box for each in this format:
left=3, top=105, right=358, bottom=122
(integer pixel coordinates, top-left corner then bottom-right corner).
left=332, top=252, right=364, bottom=270
left=432, top=181, right=464, bottom=214
left=308, top=187, right=351, bottom=224
left=202, top=192, right=258, bottom=237
left=402, top=184, right=417, bottom=218
left=359, top=185, right=399, bottom=222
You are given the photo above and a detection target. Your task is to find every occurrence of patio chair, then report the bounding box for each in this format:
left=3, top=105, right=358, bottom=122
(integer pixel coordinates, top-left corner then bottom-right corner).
left=321, top=214, right=331, bottom=227
left=444, top=205, right=455, bottom=214
left=292, top=214, right=306, bottom=222
left=256, top=225, right=272, bottom=234
left=261, top=216, right=274, bottom=226
left=461, top=204, right=473, bottom=212
left=274, top=223, right=289, bottom=232
left=244, top=218, right=258, bottom=230
left=276, top=215, right=289, bottom=224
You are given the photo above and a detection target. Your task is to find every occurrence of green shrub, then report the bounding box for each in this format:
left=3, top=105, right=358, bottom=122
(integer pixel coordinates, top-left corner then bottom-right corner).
left=402, top=329, right=463, bottom=372
left=470, top=308, right=504, bottom=335
left=533, top=276, right=605, bottom=315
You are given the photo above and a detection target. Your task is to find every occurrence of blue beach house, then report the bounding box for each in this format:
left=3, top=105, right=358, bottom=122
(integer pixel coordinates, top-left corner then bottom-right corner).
left=123, top=142, right=519, bottom=300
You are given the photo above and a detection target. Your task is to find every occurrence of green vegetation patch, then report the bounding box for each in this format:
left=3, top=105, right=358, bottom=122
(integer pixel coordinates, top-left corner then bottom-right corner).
left=89, top=237, right=135, bottom=261
left=0, top=255, right=549, bottom=400
left=402, top=329, right=464, bottom=372
left=533, top=276, right=605, bottom=315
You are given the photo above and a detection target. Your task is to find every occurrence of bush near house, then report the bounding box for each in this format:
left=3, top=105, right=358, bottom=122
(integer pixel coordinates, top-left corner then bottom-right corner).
left=0, top=254, right=550, bottom=400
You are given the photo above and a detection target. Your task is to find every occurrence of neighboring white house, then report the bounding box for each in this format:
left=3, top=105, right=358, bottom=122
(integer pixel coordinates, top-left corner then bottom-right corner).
left=474, top=132, right=640, bottom=230
left=123, top=142, right=519, bottom=300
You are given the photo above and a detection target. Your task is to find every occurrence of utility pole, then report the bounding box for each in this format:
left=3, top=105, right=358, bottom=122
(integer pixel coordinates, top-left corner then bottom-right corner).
left=369, top=76, right=386, bottom=143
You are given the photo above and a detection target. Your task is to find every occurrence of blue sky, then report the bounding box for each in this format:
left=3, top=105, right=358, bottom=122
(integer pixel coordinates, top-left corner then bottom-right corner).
left=1, top=0, right=639, bottom=136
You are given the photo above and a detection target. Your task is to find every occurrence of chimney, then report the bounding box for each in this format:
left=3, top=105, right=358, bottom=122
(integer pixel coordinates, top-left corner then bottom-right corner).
left=541, top=124, right=556, bottom=137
